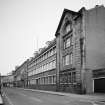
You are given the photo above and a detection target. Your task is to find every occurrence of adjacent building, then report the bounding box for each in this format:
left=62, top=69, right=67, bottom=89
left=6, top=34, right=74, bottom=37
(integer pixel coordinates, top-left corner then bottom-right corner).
left=27, top=39, right=56, bottom=91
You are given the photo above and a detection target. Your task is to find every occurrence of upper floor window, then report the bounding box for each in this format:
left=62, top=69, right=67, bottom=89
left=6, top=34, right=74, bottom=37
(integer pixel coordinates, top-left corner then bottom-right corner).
left=64, top=35, right=72, bottom=49
left=63, top=53, right=73, bottom=66
left=66, top=24, right=71, bottom=33
left=63, top=54, right=70, bottom=66
left=63, top=20, right=72, bottom=34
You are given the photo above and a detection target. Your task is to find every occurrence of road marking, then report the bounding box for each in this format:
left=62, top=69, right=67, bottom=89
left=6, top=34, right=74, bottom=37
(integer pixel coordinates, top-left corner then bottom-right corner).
left=4, top=92, right=14, bottom=105
left=29, top=96, right=42, bottom=103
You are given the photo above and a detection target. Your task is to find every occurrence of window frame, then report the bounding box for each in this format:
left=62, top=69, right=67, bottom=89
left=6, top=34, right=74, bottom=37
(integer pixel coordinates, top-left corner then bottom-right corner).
left=63, top=34, right=73, bottom=49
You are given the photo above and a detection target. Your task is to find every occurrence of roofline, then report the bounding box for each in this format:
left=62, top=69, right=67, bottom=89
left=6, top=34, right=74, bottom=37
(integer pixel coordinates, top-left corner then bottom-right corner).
left=55, top=8, right=79, bottom=37
left=28, top=38, right=56, bottom=65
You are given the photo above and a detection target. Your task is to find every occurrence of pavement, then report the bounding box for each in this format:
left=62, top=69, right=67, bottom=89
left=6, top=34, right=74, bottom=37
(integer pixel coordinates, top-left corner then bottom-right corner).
left=22, top=88, right=105, bottom=103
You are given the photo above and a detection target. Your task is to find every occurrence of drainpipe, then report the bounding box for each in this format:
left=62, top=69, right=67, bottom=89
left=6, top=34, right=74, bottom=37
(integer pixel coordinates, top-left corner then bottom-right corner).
left=81, top=7, right=86, bottom=94
left=56, top=32, right=60, bottom=91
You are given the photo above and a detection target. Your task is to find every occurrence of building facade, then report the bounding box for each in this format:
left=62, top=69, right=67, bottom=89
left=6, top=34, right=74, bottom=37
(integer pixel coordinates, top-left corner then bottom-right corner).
left=55, top=5, right=105, bottom=94
left=27, top=39, right=56, bottom=91
left=14, top=60, right=29, bottom=87
left=55, top=8, right=83, bottom=93
left=1, top=74, right=14, bottom=87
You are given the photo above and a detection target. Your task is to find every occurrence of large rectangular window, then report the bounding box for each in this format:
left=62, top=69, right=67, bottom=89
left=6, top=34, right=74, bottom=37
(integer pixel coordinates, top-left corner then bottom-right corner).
left=60, top=72, right=76, bottom=84
left=72, top=72, right=76, bottom=83
left=64, top=35, right=73, bottom=49
left=63, top=55, right=69, bottom=66
left=64, top=37, right=70, bottom=49
left=63, top=53, right=73, bottom=66
left=65, top=55, right=70, bottom=65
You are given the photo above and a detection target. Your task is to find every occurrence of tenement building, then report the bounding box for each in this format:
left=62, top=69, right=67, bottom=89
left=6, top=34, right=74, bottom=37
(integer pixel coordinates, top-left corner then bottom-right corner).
left=55, top=5, right=105, bottom=94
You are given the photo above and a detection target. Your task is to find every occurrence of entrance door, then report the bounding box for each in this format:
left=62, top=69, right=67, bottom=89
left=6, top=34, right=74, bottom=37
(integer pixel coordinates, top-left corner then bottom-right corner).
left=94, top=78, right=105, bottom=93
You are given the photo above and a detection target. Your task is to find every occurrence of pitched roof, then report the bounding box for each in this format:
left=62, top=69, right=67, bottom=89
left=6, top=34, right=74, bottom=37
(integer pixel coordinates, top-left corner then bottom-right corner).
left=55, top=8, right=82, bottom=37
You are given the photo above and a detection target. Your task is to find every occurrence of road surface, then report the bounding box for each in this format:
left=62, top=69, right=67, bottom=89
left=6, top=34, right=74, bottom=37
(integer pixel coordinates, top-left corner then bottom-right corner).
left=2, top=88, right=104, bottom=105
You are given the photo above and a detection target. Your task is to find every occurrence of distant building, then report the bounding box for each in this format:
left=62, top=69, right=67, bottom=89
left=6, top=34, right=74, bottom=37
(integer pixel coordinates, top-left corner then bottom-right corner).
left=1, top=74, right=14, bottom=87
left=14, top=59, right=29, bottom=87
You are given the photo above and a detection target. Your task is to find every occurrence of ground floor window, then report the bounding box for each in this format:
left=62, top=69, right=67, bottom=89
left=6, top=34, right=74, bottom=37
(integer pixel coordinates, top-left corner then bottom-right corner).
left=60, top=71, right=76, bottom=84
left=72, top=72, right=76, bottom=83
left=31, top=75, right=56, bottom=85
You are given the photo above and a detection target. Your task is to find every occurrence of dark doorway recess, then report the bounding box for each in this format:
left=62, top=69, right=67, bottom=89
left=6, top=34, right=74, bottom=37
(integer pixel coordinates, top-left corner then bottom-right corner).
left=94, top=78, right=105, bottom=93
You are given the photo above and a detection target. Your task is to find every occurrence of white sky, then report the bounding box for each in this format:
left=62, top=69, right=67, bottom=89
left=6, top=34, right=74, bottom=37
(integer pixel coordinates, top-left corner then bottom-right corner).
left=0, top=0, right=104, bottom=75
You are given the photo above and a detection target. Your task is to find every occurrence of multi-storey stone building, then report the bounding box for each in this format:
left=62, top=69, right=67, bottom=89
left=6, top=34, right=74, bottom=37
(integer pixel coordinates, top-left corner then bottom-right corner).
left=55, top=8, right=83, bottom=93
left=55, top=5, right=105, bottom=94
left=27, top=39, right=56, bottom=91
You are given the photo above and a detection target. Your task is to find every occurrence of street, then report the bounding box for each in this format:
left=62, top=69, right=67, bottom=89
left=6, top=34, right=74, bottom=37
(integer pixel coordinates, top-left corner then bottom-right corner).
left=2, top=88, right=105, bottom=105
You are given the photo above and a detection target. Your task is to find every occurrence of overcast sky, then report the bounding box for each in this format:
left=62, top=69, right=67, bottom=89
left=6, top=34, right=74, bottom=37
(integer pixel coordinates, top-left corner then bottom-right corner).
left=0, top=0, right=104, bottom=75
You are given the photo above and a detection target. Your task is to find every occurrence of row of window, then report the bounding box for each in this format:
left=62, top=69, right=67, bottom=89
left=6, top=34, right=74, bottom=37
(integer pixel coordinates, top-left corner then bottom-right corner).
left=28, top=60, right=56, bottom=76
left=60, top=72, right=76, bottom=83
left=28, top=71, right=76, bottom=85
left=28, top=75, right=56, bottom=85
left=28, top=53, right=73, bottom=76
left=28, top=47, right=56, bottom=68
